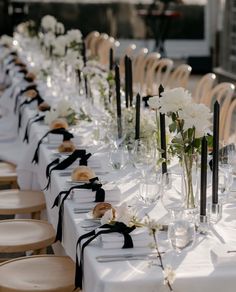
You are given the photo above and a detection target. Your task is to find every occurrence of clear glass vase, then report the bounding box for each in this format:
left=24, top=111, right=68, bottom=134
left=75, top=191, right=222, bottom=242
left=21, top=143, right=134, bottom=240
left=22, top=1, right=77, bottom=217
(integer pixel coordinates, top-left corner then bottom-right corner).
left=181, top=154, right=199, bottom=211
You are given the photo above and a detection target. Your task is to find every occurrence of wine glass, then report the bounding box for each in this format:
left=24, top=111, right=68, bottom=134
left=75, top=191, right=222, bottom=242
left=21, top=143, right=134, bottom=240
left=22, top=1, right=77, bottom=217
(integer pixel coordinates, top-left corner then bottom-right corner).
left=106, top=121, right=126, bottom=149
left=132, top=139, right=156, bottom=178
left=109, top=145, right=129, bottom=170
left=168, top=216, right=196, bottom=254
left=138, top=173, right=163, bottom=206
left=161, top=171, right=184, bottom=219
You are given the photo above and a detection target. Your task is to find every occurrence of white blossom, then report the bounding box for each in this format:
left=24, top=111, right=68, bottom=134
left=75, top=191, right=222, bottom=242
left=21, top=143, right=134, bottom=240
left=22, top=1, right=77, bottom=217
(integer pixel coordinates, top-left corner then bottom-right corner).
left=163, top=265, right=176, bottom=285
left=41, top=15, right=57, bottom=33
left=101, top=209, right=114, bottom=225
left=159, top=87, right=192, bottom=114
left=0, top=35, right=13, bottom=46
left=55, top=22, right=65, bottom=35
left=115, top=203, right=134, bottom=226
left=179, top=102, right=212, bottom=138
left=66, top=29, right=82, bottom=45
left=148, top=96, right=159, bottom=110
left=56, top=99, right=73, bottom=117
left=53, top=35, right=67, bottom=57
left=43, top=32, right=56, bottom=48
left=44, top=110, right=59, bottom=125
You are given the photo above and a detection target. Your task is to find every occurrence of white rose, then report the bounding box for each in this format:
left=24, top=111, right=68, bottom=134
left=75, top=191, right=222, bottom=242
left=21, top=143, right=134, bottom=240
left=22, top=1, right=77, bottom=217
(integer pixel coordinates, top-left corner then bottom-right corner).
left=101, top=209, right=113, bottom=225
left=53, top=35, right=67, bottom=56
left=116, top=203, right=133, bottom=226
left=56, top=99, right=72, bottom=117
left=43, top=32, right=56, bottom=48
left=66, top=29, right=82, bottom=45
left=148, top=96, right=159, bottom=109
left=159, top=87, right=192, bottom=114
left=41, top=15, right=57, bottom=32
left=0, top=35, right=13, bottom=46
left=55, top=22, right=65, bottom=35
left=179, top=103, right=212, bottom=138
left=44, top=110, right=59, bottom=125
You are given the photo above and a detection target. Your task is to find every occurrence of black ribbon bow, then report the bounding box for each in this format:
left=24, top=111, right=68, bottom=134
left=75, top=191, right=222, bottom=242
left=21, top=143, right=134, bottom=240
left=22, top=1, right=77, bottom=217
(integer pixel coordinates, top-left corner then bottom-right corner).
left=52, top=177, right=105, bottom=242
left=23, top=114, right=45, bottom=143
left=142, top=95, right=153, bottom=108
left=13, top=83, right=37, bottom=111
left=44, top=149, right=89, bottom=190
left=75, top=222, right=136, bottom=289
left=32, top=128, right=74, bottom=164
left=17, top=92, right=44, bottom=130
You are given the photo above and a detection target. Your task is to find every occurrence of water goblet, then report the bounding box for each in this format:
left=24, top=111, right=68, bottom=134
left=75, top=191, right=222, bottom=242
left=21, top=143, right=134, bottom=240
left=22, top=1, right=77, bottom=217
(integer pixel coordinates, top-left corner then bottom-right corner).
left=109, top=145, right=129, bottom=170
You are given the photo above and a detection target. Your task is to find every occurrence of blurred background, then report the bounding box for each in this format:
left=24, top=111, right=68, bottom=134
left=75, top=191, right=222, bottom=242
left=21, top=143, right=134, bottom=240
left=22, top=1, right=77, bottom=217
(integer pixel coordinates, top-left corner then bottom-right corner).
left=0, top=0, right=234, bottom=82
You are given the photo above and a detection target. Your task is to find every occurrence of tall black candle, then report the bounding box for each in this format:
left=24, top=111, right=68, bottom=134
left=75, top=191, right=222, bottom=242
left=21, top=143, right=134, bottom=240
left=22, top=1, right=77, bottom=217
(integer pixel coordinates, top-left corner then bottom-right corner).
left=115, top=65, right=122, bottom=138
left=200, top=136, right=208, bottom=216
left=159, top=84, right=167, bottom=174
left=125, top=55, right=129, bottom=108
left=135, top=93, right=141, bottom=140
left=109, top=48, right=114, bottom=71
left=212, top=101, right=220, bottom=204
left=128, top=57, right=133, bottom=107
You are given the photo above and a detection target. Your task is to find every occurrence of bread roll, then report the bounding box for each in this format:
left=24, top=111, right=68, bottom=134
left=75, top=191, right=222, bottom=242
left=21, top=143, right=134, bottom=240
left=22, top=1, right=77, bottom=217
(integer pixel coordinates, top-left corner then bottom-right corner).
left=50, top=118, right=68, bottom=130
left=25, top=89, right=38, bottom=99
left=92, top=202, right=116, bottom=219
left=58, top=140, right=76, bottom=153
left=71, top=166, right=95, bottom=182
left=38, top=101, right=50, bottom=112
left=25, top=72, right=36, bottom=81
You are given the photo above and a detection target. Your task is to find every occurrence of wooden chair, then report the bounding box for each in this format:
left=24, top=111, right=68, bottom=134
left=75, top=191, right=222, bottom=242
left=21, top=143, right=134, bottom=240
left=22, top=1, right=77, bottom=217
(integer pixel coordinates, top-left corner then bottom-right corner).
left=84, top=30, right=100, bottom=58
left=0, top=189, right=46, bottom=219
left=88, top=31, right=100, bottom=58
left=98, top=37, right=116, bottom=68
left=94, top=33, right=109, bottom=60
left=0, top=162, right=18, bottom=189
left=223, top=98, right=236, bottom=143
left=139, top=52, right=161, bottom=94
left=0, top=255, right=77, bottom=292
left=144, top=58, right=173, bottom=95
left=193, top=73, right=216, bottom=103
left=0, top=219, right=55, bottom=259
left=133, top=48, right=148, bottom=93
left=167, top=64, right=192, bottom=89
left=203, top=82, right=235, bottom=141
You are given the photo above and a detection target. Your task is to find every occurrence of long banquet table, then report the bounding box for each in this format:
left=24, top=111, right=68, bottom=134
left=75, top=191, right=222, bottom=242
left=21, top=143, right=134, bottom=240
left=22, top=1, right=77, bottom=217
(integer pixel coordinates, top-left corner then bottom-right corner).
left=1, top=49, right=236, bottom=292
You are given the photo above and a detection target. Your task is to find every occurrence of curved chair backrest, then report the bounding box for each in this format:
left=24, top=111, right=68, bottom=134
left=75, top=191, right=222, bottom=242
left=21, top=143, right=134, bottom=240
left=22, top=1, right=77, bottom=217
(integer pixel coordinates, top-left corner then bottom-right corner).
left=87, top=31, right=100, bottom=58
left=205, top=82, right=235, bottom=140
left=193, top=73, right=216, bottom=103
left=98, top=37, right=116, bottom=68
left=140, top=52, right=161, bottom=94
left=145, top=58, right=174, bottom=95
left=222, top=97, right=236, bottom=143
left=167, top=64, right=192, bottom=89
left=133, top=48, right=148, bottom=89
left=94, top=33, right=109, bottom=59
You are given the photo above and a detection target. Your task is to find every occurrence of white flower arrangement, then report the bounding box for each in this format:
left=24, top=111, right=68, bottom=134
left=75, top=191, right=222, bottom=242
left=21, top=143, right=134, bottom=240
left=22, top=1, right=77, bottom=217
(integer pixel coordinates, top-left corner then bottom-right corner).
left=43, top=32, right=56, bottom=49
left=52, top=35, right=67, bottom=57
left=55, top=22, right=65, bottom=35
left=65, top=49, right=84, bottom=70
left=44, top=99, right=77, bottom=126
left=41, top=15, right=57, bottom=33
left=66, top=29, right=83, bottom=52
left=0, top=35, right=13, bottom=47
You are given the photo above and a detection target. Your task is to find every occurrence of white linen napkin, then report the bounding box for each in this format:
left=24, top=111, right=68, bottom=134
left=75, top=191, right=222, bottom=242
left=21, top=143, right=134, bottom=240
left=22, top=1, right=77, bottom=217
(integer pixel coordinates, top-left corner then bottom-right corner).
left=71, top=184, right=121, bottom=203
left=98, top=227, right=152, bottom=249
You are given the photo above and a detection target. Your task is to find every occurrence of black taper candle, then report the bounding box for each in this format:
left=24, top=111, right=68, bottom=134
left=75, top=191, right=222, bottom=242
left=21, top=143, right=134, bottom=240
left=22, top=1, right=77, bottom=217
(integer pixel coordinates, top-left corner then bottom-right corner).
left=200, top=136, right=208, bottom=216
left=159, top=84, right=167, bottom=174
left=109, top=48, right=114, bottom=71
left=135, top=93, right=141, bottom=140
left=115, top=65, right=122, bottom=138
left=128, top=57, right=133, bottom=107
left=125, top=55, right=129, bottom=108
left=212, top=101, right=220, bottom=204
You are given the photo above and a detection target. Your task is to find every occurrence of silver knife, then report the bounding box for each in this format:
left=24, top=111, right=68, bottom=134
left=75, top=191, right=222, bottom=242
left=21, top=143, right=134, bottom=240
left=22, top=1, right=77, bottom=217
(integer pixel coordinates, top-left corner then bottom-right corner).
left=96, top=253, right=159, bottom=263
